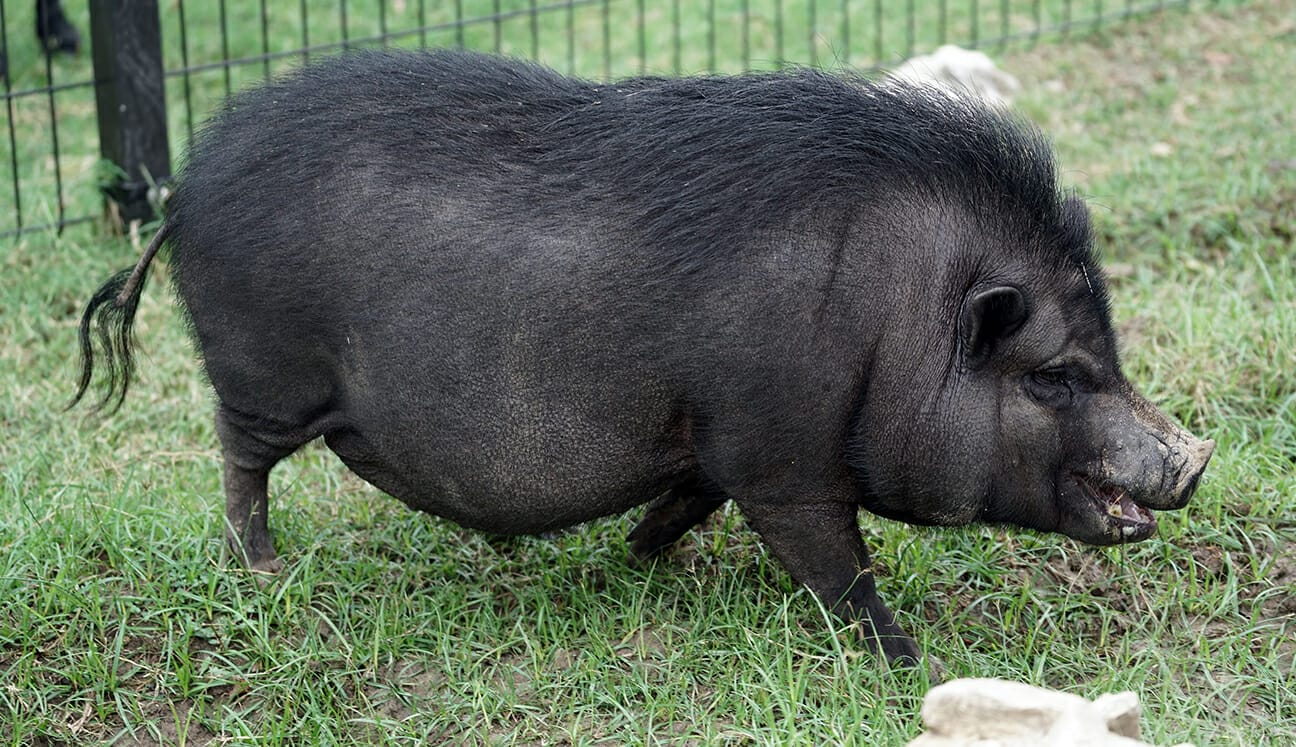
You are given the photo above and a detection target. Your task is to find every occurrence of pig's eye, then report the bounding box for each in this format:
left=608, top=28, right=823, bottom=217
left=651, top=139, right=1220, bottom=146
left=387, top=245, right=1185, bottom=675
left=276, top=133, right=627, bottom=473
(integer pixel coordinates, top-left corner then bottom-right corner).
left=1027, top=367, right=1075, bottom=408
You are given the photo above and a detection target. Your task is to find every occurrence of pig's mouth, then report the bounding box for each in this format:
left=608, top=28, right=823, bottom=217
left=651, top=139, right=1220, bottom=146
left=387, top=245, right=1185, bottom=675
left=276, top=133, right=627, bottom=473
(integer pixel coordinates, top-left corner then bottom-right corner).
left=1065, top=473, right=1158, bottom=544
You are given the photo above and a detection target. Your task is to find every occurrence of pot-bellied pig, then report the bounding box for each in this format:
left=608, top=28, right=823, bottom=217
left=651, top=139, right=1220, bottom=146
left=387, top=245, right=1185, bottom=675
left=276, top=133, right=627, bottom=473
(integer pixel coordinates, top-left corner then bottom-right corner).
left=74, top=50, right=1215, bottom=667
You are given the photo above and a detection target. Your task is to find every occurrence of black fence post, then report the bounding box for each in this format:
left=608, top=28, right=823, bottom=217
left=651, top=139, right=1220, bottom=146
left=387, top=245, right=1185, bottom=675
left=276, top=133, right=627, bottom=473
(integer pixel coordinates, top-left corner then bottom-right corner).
left=90, top=0, right=170, bottom=225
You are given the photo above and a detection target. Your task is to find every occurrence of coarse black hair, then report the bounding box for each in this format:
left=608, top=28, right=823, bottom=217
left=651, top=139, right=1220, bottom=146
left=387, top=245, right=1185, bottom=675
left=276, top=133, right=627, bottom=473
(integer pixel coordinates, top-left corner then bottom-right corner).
left=171, top=49, right=1094, bottom=275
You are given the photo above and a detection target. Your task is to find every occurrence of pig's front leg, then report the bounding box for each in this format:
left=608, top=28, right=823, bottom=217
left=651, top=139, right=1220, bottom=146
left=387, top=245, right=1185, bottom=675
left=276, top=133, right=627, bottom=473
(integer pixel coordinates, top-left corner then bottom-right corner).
left=738, top=500, right=923, bottom=668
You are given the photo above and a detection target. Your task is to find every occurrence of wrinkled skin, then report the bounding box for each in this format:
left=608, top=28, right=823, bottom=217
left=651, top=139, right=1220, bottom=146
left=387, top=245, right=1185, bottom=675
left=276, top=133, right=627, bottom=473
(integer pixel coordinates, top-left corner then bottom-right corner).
left=850, top=197, right=1215, bottom=552
left=74, top=51, right=1214, bottom=670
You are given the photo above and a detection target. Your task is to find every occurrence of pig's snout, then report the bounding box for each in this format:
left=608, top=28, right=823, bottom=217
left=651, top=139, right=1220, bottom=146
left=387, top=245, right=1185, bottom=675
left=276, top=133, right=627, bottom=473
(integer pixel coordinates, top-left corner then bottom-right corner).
left=1106, top=390, right=1216, bottom=513
left=1166, top=435, right=1215, bottom=509
left=1123, top=425, right=1214, bottom=512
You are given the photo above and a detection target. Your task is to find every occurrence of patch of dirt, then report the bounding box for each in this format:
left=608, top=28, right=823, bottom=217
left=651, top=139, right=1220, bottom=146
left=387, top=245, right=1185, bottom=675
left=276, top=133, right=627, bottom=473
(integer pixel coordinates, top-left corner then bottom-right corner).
left=1184, top=183, right=1296, bottom=257
left=363, top=660, right=450, bottom=724
left=114, top=700, right=220, bottom=747
left=1258, top=543, right=1296, bottom=621
left=614, top=625, right=674, bottom=678
left=919, top=523, right=1293, bottom=662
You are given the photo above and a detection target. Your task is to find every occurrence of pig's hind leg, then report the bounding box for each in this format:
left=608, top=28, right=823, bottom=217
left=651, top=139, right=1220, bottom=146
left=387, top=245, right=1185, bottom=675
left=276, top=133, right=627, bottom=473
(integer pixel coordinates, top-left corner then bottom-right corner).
left=216, top=406, right=316, bottom=574
left=628, top=476, right=728, bottom=560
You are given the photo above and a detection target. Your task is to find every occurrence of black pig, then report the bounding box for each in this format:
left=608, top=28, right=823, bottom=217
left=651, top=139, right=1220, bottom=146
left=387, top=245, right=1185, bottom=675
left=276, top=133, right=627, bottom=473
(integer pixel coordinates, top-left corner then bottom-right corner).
left=74, top=50, right=1215, bottom=667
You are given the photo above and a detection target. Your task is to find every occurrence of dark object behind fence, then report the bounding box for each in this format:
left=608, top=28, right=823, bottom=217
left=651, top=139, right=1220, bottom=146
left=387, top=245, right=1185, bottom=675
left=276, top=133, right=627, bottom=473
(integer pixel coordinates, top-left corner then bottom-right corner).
left=2, top=0, right=1238, bottom=240
left=89, top=0, right=168, bottom=224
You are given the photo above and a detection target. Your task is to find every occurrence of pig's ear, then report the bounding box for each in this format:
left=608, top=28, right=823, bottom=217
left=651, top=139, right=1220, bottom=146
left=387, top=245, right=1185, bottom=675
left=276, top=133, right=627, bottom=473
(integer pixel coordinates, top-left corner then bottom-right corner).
left=961, top=285, right=1027, bottom=367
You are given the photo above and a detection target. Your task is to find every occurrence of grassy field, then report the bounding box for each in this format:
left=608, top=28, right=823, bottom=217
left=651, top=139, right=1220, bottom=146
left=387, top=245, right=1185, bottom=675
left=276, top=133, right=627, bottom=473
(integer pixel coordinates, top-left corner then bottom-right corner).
left=2, top=1, right=1294, bottom=745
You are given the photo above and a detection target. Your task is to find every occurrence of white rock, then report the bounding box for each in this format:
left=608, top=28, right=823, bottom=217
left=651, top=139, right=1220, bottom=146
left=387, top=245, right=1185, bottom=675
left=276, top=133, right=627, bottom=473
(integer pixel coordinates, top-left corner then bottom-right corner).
left=920, top=679, right=1091, bottom=739
left=905, top=678, right=1200, bottom=747
left=1093, top=692, right=1141, bottom=739
left=887, top=45, right=1021, bottom=108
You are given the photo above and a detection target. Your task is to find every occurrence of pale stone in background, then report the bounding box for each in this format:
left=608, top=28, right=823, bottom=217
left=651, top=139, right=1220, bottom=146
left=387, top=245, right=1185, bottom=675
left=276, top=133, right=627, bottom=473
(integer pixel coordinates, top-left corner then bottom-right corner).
left=887, top=45, right=1022, bottom=108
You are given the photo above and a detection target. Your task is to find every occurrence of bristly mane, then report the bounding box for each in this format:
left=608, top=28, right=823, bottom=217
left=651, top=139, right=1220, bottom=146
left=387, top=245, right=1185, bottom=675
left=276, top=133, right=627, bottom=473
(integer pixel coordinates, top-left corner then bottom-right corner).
left=537, top=67, right=1076, bottom=257
left=177, top=50, right=1095, bottom=274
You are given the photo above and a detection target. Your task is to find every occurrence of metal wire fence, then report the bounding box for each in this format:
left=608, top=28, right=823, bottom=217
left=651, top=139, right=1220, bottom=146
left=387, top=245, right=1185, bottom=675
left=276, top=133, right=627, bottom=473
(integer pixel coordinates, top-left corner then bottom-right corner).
left=1, top=0, right=1239, bottom=239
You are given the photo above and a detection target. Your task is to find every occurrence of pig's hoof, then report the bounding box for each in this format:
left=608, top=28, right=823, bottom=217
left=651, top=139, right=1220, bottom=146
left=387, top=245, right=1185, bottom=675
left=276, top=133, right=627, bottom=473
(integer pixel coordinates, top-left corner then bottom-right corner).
left=878, top=633, right=927, bottom=672
left=924, top=654, right=950, bottom=683
left=249, top=555, right=285, bottom=575
left=628, top=541, right=666, bottom=565
left=627, top=504, right=692, bottom=560
left=627, top=525, right=673, bottom=562
left=884, top=651, right=947, bottom=683
left=226, top=532, right=284, bottom=575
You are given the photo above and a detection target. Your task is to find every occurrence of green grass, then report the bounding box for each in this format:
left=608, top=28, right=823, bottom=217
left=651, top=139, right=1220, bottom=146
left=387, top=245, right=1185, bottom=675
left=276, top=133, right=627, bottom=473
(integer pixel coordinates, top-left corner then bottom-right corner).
left=2, top=1, right=1294, bottom=745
